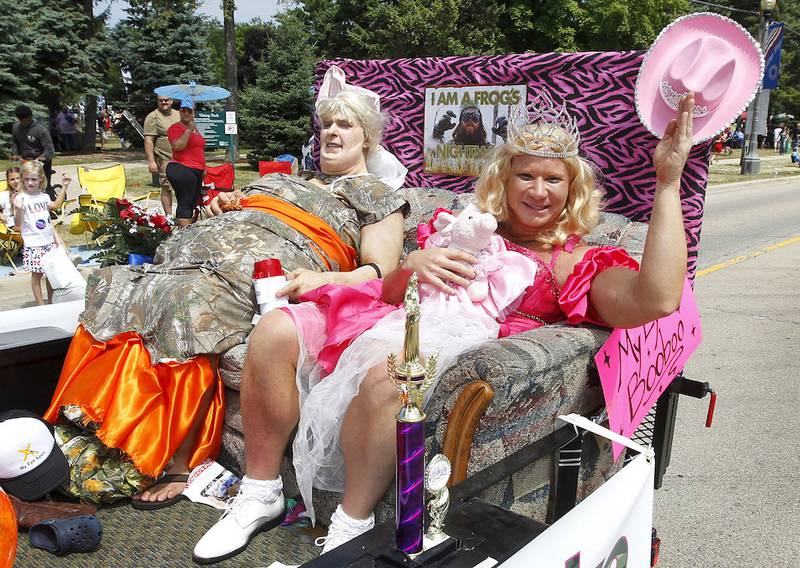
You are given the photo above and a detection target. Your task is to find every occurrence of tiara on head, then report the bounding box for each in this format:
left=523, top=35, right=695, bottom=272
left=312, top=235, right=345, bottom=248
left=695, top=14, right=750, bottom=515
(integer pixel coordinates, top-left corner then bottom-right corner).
left=506, top=91, right=581, bottom=159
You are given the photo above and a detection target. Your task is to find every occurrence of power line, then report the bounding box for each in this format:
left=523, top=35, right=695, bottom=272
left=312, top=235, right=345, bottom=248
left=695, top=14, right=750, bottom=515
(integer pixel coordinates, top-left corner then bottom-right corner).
left=688, top=0, right=759, bottom=15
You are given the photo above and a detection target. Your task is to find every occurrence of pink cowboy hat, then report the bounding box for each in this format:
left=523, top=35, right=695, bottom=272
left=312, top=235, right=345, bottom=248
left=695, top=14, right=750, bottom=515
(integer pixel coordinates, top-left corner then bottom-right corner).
left=635, top=12, right=764, bottom=145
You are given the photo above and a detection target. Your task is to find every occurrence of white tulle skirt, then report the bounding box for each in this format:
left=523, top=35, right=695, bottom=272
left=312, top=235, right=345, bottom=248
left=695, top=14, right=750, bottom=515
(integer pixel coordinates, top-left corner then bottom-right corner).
left=286, top=295, right=499, bottom=524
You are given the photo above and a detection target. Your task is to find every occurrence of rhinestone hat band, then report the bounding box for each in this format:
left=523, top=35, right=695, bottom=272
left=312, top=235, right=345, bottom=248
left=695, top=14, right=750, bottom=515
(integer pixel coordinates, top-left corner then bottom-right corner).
left=659, top=81, right=712, bottom=117
left=506, top=91, right=581, bottom=159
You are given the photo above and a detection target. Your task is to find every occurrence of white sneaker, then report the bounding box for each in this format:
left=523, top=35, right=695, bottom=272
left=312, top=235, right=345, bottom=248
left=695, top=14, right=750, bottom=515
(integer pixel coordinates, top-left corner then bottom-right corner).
left=193, top=484, right=285, bottom=564
left=314, top=505, right=375, bottom=555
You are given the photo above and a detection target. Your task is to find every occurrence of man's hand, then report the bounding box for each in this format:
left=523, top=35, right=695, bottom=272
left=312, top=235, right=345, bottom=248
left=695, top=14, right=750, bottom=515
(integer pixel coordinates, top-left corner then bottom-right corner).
left=148, top=160, right=159, bottom=174
left=402, top=247, right=477, bottom=295
left=277, top=268, right=334, bottom=300
left=432, top=111, right=457, bottom=140
left=206, top=190, right=245, bottom=216
left=492, top=116, right=508, bottom=141
left=654, top=93, right=694, bottom=185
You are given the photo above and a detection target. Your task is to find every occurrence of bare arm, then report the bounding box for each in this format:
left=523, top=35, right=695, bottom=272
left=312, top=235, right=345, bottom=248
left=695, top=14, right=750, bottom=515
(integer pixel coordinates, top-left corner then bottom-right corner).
left=170, top=123, right=193, bottom=152
left=278, top=211, right=406, bottom=299
left=48, top=183, right=69, bottom=211
left=144, top=136, right=160, bottom=174
left=588, top=93, right=694, bottom=328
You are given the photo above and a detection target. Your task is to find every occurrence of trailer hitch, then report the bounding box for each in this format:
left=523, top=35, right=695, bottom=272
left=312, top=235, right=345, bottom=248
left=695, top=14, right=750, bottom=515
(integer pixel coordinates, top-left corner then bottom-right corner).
left=672, top=378, right=716, bottom=428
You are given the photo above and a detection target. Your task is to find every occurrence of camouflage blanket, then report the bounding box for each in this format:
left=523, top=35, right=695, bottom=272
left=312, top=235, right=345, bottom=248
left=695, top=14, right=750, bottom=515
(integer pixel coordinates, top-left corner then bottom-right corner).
left=80, top=172, right=407, bottom=362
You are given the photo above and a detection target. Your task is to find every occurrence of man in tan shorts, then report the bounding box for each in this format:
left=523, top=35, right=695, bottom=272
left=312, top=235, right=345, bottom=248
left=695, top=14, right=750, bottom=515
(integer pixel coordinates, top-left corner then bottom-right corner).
left=144, top=95, right=180, bottom=215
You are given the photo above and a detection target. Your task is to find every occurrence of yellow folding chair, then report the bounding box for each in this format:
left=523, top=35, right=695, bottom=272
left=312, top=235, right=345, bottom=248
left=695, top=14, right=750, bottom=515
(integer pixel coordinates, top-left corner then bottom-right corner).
left=70, top=164, right=128, bottom=241
left=0, top=179, right=7, bottom=192
left=0, top=222, right=22, bottom=271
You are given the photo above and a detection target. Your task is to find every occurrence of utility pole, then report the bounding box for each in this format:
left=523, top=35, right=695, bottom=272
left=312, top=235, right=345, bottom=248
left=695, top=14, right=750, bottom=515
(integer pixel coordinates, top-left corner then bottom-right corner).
left=223, top=0, right=239, bottom=163
left=741, top=0, right=778, bottom=175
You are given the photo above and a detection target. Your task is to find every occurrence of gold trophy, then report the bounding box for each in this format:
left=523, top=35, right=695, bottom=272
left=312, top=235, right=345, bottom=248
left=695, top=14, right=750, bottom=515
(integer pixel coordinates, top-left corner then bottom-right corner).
left=387, top=273, right=437, bottom=554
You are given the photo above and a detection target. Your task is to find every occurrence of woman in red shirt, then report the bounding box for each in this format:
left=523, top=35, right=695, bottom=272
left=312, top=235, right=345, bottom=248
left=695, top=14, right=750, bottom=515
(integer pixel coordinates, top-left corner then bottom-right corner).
left=166, top=99, right=206, bottom=226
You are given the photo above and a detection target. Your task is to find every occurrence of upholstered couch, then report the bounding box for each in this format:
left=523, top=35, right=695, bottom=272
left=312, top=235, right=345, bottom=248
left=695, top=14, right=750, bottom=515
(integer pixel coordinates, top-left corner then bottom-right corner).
left=217, top=187, right=647, bottom=526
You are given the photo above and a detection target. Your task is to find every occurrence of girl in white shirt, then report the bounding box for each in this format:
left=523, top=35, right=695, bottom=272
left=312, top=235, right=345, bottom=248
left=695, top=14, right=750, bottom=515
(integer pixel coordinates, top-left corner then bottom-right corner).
left=0, top=167, right=21, bottom=227
left=13, top=161, right=69, bottom=305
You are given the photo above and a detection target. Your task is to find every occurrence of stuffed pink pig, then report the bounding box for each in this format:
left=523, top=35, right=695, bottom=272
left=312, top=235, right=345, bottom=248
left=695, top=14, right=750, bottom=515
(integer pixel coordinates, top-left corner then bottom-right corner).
left=430, top=203, right=498, bottom=302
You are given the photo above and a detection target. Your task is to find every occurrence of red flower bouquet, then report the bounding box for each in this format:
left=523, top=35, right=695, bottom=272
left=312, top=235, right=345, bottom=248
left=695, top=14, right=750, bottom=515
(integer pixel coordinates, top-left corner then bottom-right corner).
left=86, top=198, right=175, bottom=266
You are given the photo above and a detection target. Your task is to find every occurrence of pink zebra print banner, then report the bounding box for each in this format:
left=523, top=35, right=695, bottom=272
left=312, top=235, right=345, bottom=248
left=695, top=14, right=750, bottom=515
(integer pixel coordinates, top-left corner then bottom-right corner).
left=315, top=52, right=711, bottom=276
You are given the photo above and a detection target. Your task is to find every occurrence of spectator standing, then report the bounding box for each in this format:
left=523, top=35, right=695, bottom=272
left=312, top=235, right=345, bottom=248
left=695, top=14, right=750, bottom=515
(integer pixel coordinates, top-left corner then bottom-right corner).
left=112, top=111, right=127, bottom=150
left=165, top=99, right=206, bottom=227
left=773, top=124, right=783, bottom=154
left=144, top=95, right=180, bottom=215
left=10, top=105, right=55, bottom=190
left=0, top=167, right=21, bottom=227
left=56, top=106, right=79, bottom=152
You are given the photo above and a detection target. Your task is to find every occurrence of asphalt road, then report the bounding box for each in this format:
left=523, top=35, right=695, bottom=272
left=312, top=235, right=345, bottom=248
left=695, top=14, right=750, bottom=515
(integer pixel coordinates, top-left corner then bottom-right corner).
left=697, top=175, right=800, bottom=267
left=654, top=175, right=800, bottom=567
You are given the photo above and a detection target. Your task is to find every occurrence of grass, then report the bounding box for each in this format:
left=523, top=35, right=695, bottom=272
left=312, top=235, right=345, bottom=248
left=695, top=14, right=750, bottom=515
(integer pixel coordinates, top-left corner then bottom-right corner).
left=706, top=157, right=800, bottom=186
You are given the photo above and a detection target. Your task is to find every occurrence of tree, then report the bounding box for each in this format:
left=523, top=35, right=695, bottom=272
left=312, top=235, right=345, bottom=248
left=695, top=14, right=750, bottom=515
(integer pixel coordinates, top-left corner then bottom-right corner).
left=206, top=19, right=272, bottom=88
left=223, top=0, right=239, bottom=160
left=111, top=0, right=213, bottom=138
left=769, top=3, right=800, bottom=117
left=27, top=0, right=107, bottom=111
left=239, top=12, right=318, bottom=165
left=0, top=0, right=43, bottom=156
left=299, top=0, right=504, bottom=58
left=577, top=0, right=689, bottom=51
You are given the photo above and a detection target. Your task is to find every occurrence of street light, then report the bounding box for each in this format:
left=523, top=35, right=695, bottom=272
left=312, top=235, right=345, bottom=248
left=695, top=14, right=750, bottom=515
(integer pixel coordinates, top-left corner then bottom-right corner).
left=741, top=0, right=778, bottom=175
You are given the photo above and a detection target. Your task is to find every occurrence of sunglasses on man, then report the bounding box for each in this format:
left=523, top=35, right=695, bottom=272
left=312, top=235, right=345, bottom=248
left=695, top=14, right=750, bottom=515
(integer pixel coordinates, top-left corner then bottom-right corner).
left=461, top=110, right=481, bottom=124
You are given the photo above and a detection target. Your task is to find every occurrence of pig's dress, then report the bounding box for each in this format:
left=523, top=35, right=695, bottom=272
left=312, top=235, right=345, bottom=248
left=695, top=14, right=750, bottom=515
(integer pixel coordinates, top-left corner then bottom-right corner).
left=278, top=217, right=638, bottom=523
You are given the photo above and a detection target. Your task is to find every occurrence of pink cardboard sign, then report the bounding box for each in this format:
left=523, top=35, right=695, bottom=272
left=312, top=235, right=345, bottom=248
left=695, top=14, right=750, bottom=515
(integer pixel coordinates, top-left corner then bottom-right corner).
left=595, top=278, right=702, bottom=459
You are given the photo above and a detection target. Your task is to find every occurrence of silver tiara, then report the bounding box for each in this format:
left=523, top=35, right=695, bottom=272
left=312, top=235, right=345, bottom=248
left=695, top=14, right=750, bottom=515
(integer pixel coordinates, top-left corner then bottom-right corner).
left=506, top=91, right=581, bottom=158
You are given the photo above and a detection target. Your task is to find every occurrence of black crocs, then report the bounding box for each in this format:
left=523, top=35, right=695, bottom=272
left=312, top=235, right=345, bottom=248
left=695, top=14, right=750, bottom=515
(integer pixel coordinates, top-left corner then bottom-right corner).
left=29, top=514, right=102, bottom=556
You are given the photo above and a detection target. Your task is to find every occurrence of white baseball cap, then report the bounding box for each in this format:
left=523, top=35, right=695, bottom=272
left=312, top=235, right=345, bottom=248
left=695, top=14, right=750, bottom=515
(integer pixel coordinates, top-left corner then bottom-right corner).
left=0, top=411, right=69, bottom=500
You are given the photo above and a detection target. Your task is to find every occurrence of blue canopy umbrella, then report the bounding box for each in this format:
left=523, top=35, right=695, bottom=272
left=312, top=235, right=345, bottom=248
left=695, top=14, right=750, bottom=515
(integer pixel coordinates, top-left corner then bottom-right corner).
left=153, top=81, right=231, bottom=104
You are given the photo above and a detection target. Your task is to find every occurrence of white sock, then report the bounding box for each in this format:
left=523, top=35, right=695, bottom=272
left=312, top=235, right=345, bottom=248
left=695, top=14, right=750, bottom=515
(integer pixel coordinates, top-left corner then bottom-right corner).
left=331, top=504, right=375, bottom=530
left=241, top=475, right=282, bottom=502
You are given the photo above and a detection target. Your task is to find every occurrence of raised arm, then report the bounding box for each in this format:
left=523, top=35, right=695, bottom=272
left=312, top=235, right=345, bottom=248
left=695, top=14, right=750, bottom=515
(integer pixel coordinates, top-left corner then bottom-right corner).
left=170, top=127, right=192, bottom=152
left=588, top=93, right=694, bottom=329
left=48, top=175, right=71, bottom=211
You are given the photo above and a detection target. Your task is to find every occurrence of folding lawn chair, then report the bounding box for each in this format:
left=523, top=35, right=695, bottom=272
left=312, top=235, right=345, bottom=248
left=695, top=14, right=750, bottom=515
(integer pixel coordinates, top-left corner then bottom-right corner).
left=68, top=164, right=156, bottom=245
left=69, top=164, right=127, bottom=243
left=0, top=222, right=22, bottom=271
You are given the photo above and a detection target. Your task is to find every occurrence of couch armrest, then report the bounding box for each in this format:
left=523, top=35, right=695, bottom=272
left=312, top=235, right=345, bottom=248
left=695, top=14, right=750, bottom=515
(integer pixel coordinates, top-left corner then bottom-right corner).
left=426, top=323, right=610, bottom=479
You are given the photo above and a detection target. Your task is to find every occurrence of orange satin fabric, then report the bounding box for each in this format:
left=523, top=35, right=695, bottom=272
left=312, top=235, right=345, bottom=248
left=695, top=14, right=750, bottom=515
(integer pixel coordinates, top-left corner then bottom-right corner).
left=241, top=194, right=357, bottom=272
left=44, top=325, right=224, bottom=478
left=0, top=490, right=16, bottom=568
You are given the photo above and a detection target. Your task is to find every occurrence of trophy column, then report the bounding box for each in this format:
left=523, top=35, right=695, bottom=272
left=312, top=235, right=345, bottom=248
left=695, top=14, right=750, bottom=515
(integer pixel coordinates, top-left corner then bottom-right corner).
left=396, top=407, right=426, bottom=553
left=388, top=273, right=437, bottom=556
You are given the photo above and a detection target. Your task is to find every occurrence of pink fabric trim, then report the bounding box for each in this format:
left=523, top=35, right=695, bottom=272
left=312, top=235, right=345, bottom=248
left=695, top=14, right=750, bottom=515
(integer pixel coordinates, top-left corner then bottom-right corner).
left=558, top=246, right=640, bottom=326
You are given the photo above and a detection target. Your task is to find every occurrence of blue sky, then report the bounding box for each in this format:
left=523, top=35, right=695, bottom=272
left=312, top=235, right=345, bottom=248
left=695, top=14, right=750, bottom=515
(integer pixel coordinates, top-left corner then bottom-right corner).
left=101, top=0, right=287, bottom=25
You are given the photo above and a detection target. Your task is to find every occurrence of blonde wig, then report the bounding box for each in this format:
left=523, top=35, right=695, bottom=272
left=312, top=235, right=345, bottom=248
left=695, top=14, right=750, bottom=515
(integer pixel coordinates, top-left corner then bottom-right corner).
left=316, top=90, right=386, bottom=154
left=475, top=125, right=603, bottom=249
left=19, top=160, right=47, bottom=192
